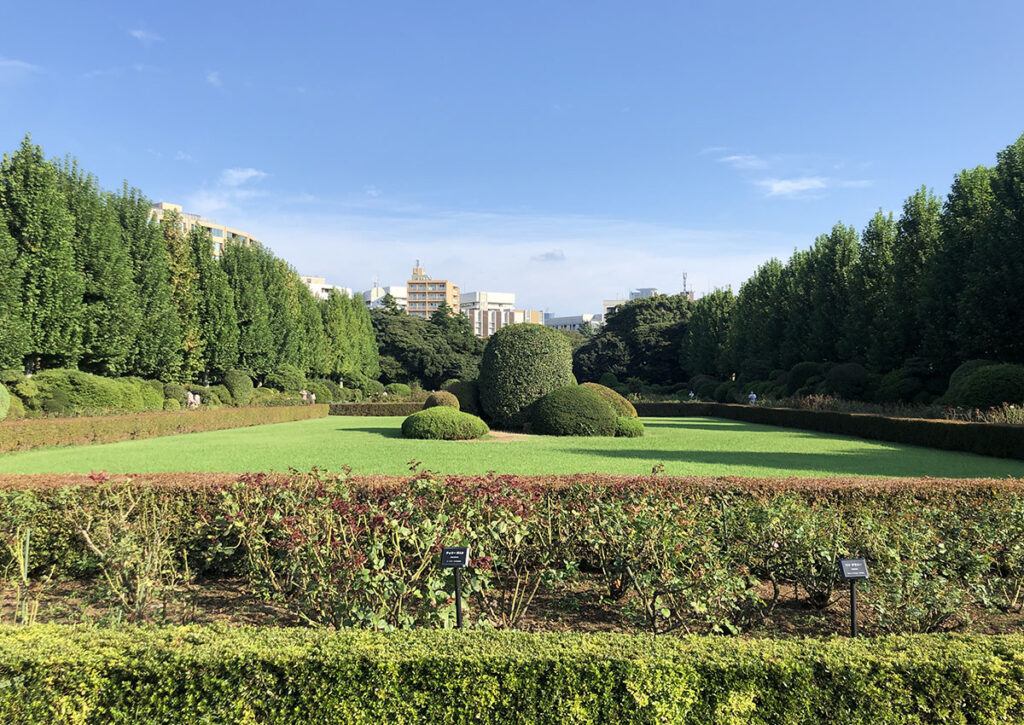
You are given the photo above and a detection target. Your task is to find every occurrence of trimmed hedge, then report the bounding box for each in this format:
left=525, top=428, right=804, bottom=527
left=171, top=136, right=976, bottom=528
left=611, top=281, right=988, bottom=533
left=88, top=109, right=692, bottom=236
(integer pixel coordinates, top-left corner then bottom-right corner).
left=423, top=390, right=460, bottom=409
left=265, top=364, right=306, bottom=393
left=224, top=369, right=253, bottom=407
left=0, top=383, right=8, bottom=422
left=479, top=323, right=575, bottom=429
left=531, top=385, right=617, bottom=437
left=444, top=379, right=481, bottom=415
left=633, top=402, right=1024, bottom=459
left=384, top=383, right=412, bottom=398
left=615, top=416, right=645, bottom=437
left=329, top=402, right=424, bottom=416
left=948, top=364, right=1024, bottom=409
left=0, top=405, right=328, bottom=453
left=581, top=382, right=637, bottom=417
left=401, top=406, right=489, bottom=440
left=0, top=626, right=1022, bottom=723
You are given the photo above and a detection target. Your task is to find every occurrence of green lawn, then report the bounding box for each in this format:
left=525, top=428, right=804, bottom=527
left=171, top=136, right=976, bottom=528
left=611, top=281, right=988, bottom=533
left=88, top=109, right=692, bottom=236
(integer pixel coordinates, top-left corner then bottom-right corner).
left=1, top=416, right=1023, bottom=478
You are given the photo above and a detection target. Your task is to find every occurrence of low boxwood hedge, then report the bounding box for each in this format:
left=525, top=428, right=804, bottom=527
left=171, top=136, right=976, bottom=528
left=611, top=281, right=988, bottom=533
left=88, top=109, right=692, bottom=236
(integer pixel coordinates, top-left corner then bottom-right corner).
left=531, top=385, right=617, bottom=436
left=0, top=626, right=1022, bottom=724
left=329, top=402, right=424, bottom=416
left=401, top=406, right=488, bottom=440
left=0, top=405, right=328, bottom=453
left=615, top=416, right=644, bottom=437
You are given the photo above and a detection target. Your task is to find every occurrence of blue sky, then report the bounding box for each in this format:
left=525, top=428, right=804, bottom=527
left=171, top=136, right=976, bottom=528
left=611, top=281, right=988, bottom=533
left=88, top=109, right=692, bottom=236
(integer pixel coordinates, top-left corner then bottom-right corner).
left=2, top=1, right=1022, bottom=314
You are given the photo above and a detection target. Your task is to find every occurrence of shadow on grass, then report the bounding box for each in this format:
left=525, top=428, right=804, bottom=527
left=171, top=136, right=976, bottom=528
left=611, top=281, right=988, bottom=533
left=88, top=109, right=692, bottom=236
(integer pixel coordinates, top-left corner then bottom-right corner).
left=564, top=447, right=980, bottom=477
left=640, top=418, right=857, bottom=440
left=336, top=424, right=403, bottom=439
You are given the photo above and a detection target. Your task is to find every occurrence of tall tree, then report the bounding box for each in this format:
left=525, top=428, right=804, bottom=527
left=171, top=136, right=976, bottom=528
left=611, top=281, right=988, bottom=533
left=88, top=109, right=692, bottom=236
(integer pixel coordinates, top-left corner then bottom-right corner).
left=806, top=223, right=859, bottom=362
left=727, top=258, right=786, bottom=370
left=0, top=135, right=83, bottom=370
left=844, top=211, right=897, bottom=370
left=685, top=287, right=735, bottom=378
left=56, top=158, right=140, bottom=375
left=221, top=242, right=274, bottom=379
left=160, top=209, right=204, bottom=380
left=779, top=249, right=814, bottom=368
left=889, top=186, right=942, bottom=364
left=297, top=286, right=328, bottom=377
left=0, top=207, right=28, bottom=368
left=110, top=184, right=182, bottom=380
left=188, top=227, right=239, bottom=380
left=259, top=250, right=302, bottom=370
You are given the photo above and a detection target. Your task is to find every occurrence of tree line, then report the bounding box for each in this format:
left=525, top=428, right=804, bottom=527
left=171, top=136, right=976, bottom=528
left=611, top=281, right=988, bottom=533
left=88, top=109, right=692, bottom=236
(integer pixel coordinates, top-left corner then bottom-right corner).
left=0, top=135, right=378, bottom=387
left=575, top=133, right=1024, bottom=393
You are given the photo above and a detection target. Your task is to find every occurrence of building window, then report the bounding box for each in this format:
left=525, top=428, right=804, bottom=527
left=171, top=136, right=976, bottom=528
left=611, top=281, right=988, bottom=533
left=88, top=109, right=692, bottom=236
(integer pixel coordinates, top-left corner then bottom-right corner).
left=211, top=228, right=223, bottom=237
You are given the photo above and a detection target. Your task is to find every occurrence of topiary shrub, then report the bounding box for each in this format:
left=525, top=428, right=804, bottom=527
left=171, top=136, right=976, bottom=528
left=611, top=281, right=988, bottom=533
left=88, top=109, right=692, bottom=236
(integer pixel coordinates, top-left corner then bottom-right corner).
left=444, top=380, right=480, bottom=415
left=13, top=378, right=38, bottom=407
left=265, top=364, right=306, bottom=393
left=163, top=398, right=180, bottom=411
left=614, top=416, right=644, bottom=438
left=224, top=370, right=254, bottom=407
left=948, top=364, right=1024, bottom=409
left=942, top=360, right=999, bottom=404
left=361, top=379, right=385, bottom=397
left=309, top=378, right=342, bottom=402
left=424, top=391, right=460, bottom=410
left=714, top=381, right=741, bottom=403
left=479, top=323, right=575, bottom=429
left=133, top=379, right=164, bottom=412
left=163, top=382, right=188, bottom=406
left=385, top=383, right=412, bottom=398
left=581, top=382, right=637, bottom=418
left=401, top=407, right=489, bottom=440
left=823, top=363, right=870, bottom=399
left=598, top=372, right=620, bottom=388
left=0, top=369, right=22, bottom=385
left=787, top=362, right=824, bottom=395
left=876, top=368, right=924, bottom=403
left=530, top=385, right=617, bottom=437
left=305, top=381, right=333, bottom=406
left=42, top=388, right=73, bottom=416
left=440, top=378, right=460, bottom=390
left=739, top=359, right=772, bottom=384
left=6, top=394, right=25, bottom=420
left=32, top=369, right=132, bottom=416
left=336, top=387, right=364, bottom=403
left=0, top=383, right=9, bottom=421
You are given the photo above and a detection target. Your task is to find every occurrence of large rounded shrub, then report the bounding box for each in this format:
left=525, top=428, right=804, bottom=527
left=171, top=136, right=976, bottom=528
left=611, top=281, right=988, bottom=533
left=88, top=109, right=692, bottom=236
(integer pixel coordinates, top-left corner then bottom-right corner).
left=479, top=323, right=575, bottom=429
left=224, top=370, right=254, bottom=407
left=948, top=364, right=1024, bottom=409
left=33, top=369, right=128, bottom=415
left=424, top=391, right=460, bottom=410
left=0, top=383, right=9, bottom=422
left=401, top=407, right=489, bottom=440
left=163, top=382, right=188, bottom=406
left=942, top=359, right=999, bottom=404
left=305, top=380, right=334, bottom=405
left=265, top=364, right=306, bottom=393
left=787, top=362, right=824, bottom=395
left=581, top=382, right=637, bottom=417
left=614, top=416, right=645, bottom=438
left=384, top=383, right=412, bottom=398
left=444, top=380, right=480, bottom=415
left=530, top=385, right=617, bottom=437
left=823, top=363, right=870, bottom=399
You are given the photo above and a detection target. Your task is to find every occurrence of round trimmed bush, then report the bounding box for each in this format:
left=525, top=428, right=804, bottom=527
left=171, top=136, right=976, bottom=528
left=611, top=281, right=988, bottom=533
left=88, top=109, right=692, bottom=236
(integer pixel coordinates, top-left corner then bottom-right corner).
left=163, top=382, right=187, bottom=406
left=615, top=416, right=645, bottom=438
left=530, top=385, right=617, bottom=437
left=385, top=383, right=412, bottom=398
left=265, top=364, right=306, bottom=393
left=949, top=364, right=1024, bottom=409
left=440, top=378, right=460, bottom=389
left=401, top=407, right=489, bottom=440
left=598, top=372, right=620, bottom=388
left=444, top=380, right=480, bottom=415
left=163, top=398, right=180, bottom=411
left=0, top=383, right=9, bottom=421
left=787, top=362, right=824, bottom=395
left=823, top=363, right=870, bottom=399
left=581, top=382, right=637, bottom=418
left=6, top=394, right=25, bottom=420
left=224, top=369, right=254, bottom=407
left=424, top=391, right=460, bottom=410
left=309, top=378, right=342, bottom=402
left=942, top=359, right=999, bottom=403
left=479, top=323, right=576, bottom=429
left=305, top=380, right=333, bottom=405
left=362, top=379, right=385, bottom=396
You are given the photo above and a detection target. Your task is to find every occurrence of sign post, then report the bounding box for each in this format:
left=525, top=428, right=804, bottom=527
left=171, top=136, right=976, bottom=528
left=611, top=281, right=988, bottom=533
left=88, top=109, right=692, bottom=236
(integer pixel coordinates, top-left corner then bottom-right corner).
left=839, top=558, right=869, bottom=637
left=441, top=546, right=470, bottom=629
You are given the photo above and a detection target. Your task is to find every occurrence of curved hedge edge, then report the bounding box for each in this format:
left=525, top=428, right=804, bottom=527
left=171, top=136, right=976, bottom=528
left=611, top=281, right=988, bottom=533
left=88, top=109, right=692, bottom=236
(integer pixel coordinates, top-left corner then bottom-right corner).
left=0, top=626, right=1022, bottom=724
left=329, top=402, right=425, bottom=416
left=634, top=402, right=1024, bottom=460
left=0, top=405, right=328, bottom=453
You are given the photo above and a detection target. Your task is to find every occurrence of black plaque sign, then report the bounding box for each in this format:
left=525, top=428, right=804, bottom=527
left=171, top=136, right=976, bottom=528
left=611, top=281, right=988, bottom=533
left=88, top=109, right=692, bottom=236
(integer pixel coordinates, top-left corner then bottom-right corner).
left=839, top=558, right=869, bottom=580
left=441, top=546, right=470, bottom=569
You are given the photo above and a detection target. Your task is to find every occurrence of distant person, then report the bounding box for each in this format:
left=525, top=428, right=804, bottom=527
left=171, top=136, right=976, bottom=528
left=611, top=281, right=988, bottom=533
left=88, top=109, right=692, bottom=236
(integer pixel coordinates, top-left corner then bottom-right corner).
left=748, top=391, right=757, bottom=405
left=688, top=391, right=695, bottom=400
left=186, top=391, right=195, bottom=409
left=310, top=392, right=316, bottom=405
left=194, top=393, right=202, bottom=408
left=301, top=390, right=308, bottom=402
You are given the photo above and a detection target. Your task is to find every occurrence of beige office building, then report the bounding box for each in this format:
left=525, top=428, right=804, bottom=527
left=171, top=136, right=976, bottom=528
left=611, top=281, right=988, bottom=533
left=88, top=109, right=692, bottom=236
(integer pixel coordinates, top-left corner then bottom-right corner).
left=150, top=202, right=259, bottom=256
left=460, top=291, right=543, bottom=338
left=406, top=263, right=460, bottom=319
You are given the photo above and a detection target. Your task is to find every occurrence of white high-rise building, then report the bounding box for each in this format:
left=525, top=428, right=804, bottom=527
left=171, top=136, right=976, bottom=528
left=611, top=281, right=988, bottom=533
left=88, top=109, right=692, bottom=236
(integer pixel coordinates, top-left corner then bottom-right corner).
left=359, top=284, right=408, bottom=310
left=460, top=291, right=543, bottom=337
left=300, top=276, right=352, bottom=301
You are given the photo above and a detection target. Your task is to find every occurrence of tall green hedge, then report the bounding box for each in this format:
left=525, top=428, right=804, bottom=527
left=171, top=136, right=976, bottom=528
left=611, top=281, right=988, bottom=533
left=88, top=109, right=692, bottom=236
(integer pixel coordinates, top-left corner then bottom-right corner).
left=479, top=323, right=575, bottom=429
left=0, top=384, right=8, bottom=422
left=0, top=626, right=1021, bottom=724
left=224, top=369, right=253, bottom=407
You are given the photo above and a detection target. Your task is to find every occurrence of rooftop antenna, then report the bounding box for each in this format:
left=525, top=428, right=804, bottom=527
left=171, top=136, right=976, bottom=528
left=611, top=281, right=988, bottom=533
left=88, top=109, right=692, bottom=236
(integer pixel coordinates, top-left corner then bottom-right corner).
left=681, top=272, right=689, bottom=296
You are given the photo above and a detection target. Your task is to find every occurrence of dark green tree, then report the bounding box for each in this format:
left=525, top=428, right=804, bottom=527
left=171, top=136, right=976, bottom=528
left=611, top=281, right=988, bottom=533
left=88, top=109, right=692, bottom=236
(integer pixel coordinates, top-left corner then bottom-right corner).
left=297, top=286, right=328, bottom=377
left=188, top=227, right=239, bottom=380
left=160, top=208, right=204, bottom=380
left=727, top=258, right=786, bottom=370
left=685, top=287, right=735, bottom=378
left=889, top=186, right=942, bottom=364
left=806, top=223, right=859, bottom=362
left=598, top=294, right=692, bottom=382
left=221, top=241, right=274, bottom=379
left=0, top=135, right=83, bottom=370
left=844, top=211, right=898, bottom=370
left=0, top=207, right=28, bottom=368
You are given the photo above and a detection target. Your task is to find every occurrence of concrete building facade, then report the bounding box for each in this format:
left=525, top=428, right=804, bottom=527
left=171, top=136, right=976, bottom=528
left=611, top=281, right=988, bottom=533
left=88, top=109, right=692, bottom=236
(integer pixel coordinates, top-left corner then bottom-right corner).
left=299, top=276, right=352, bottom=301
left=150, top=202, right=259, bottom=256
left=406, top=264, right=460, bottom=319
left=460, top=291, right=542, bottom=337
left=544, top=313, right=604, bottom=333
left=359, top=284, right=408, bottom=311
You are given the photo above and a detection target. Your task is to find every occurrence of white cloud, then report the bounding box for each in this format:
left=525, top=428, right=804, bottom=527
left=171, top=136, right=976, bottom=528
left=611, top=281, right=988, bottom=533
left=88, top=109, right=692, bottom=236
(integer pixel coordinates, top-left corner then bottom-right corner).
left=531, top=250, right=566, bottom=263
left=219, top=168, right=268, bottom=187
left=719, top=154, right=767, bottom=169
left=128, top=29, right=162, bottom=44
left=756, top=177, right=829, bottom=197
left=206, top=70, right=222, bottom=87
left=0, top=57, right=41, bottom=85
left=175, top=151, right=194, bottom=162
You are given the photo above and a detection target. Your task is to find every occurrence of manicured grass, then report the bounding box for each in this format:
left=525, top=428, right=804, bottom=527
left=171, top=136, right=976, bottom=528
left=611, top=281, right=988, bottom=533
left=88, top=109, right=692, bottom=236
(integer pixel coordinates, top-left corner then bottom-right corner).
left=1, top=416, right=1023, bottom=478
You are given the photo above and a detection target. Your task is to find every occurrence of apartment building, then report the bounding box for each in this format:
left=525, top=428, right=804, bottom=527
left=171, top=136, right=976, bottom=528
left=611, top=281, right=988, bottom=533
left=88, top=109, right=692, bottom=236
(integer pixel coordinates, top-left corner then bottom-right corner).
left=150, top=202, right=258, bottom=256
left=460, top=291, right=543, bottom=338
left=300, top=276, right=352, bottom=301
left=544, top=313, right=604, bottom=333
left=406, top=263, right=460, bottom=319
left=603, top=288, right=661, bottom=317
left=359, top=284, right=408, bottom=310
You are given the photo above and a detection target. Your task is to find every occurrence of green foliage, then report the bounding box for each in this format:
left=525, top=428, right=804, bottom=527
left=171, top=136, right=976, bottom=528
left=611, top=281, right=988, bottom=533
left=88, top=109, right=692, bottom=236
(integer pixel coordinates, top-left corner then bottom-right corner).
left=787, top=361, right=824, bottom=395
left=823, top=362, right=870, bottom=399
left=0, top=209, right=28, bottom=369
left=685, top=287, right=735, bottom=378
left=614, top=416, right=644, bottom=437
left=946, top=364, right=1024, bottom=409
left=371, top=307, right=482, bottom=389
left=941, top=359, right=999, bottom=403
left=163, top=398, right=180, bottom=411
left=580, top=382, right=637, bottom=417
left=29, top=369, right=155, bottom=417
left=444, top=379, right=480, bottom=415
left=223, top=369, right=253, bottom=407
left=573, top=333, right=630, bottom=382
left=163, top=383, right=187, bottom=406
left=159, top=209, right=204, bottom=381
left=401, top=406, right=488, bottom=440
left=6, top=394, right=24, bottom=420
left=423, top=391, right=459, bottom=409
left=265, top=363, right=306, bottom=392
left=189, top=227, right=238, bottom=379
left=384, top=383, right=412, bottom=398
left=530, top=385, right=617, bottom=437
left=0, top=383, right=8, bottom=421
left=597, top=372, right=619, bottom=387
left=304, top=380, right=334, bottom=406
left=479, top=323, right=575, bottom=429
